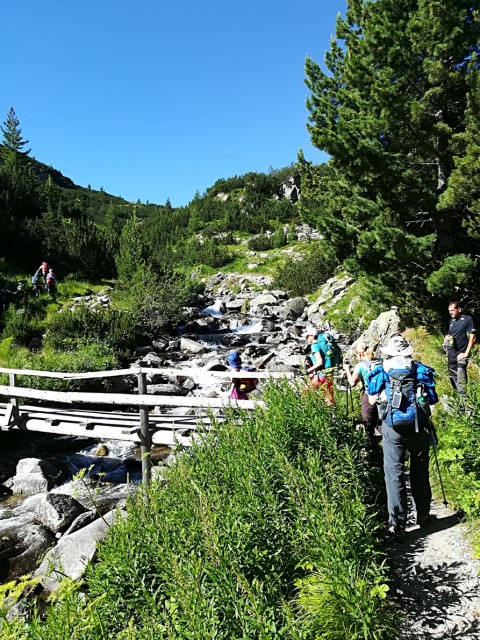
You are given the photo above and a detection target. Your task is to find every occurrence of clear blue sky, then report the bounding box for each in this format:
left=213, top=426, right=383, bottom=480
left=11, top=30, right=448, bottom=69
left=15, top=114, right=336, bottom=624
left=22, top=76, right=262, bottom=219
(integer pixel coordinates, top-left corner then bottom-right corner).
left=3, top=1, right=346, bottom=207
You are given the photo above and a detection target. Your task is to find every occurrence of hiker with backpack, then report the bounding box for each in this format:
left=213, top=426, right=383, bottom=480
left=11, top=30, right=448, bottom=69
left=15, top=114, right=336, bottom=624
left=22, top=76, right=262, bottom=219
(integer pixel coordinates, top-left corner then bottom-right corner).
left=304, top=325, right=342, bottom=406
left=444, top=301, right=476, bottom=397
left=226, top=350, right=258, bottom=400
left=36, top=261, right=49, bottom=284
left=45, top=268, right=58, bottom=295
left=343, top=342, right=380, bottom=443
left=366, top=334, right=438, bottom=542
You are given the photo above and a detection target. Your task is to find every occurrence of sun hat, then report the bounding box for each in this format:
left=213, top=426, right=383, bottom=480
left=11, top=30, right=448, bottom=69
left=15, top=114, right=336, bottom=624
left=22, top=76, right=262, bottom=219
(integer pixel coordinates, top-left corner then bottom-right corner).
left=226, top=351, right=242, bottom=368
left=303, top=326, right=318, bottom=339
left=381, top=334, right=413, bottom=357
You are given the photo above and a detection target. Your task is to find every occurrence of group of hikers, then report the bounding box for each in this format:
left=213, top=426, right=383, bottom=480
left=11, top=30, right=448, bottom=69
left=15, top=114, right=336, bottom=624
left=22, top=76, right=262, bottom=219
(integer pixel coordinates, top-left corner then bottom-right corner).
left=227, top=300, right=476, bottom=543
left=0, top=261, right=58, bottom=312
left=32, top=261, right=58, bottom=296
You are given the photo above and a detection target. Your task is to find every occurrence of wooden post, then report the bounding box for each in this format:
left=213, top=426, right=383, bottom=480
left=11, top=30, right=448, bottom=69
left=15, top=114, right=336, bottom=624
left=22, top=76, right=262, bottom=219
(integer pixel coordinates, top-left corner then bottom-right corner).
left=9, top=373, right=19, bottom=423
left=137, top=372, right=151, bottom=487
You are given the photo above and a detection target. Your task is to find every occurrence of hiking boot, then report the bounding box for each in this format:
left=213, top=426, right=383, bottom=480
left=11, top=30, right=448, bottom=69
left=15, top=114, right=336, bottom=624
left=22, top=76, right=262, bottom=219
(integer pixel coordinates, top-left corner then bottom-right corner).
left=388, top=525, right=406, bottom=543
left=416, top=512, right=430, bottom=528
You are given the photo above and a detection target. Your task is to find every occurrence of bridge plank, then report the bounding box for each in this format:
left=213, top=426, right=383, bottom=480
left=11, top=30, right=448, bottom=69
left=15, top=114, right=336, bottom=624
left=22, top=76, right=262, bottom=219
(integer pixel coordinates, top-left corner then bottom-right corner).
left=0, top=385, right=264, bottom=409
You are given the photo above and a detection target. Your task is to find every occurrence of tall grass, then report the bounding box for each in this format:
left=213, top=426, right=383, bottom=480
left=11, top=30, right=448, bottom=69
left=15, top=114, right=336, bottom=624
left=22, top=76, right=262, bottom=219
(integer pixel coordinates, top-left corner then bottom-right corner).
left=1, top=382, right=397, bottom=639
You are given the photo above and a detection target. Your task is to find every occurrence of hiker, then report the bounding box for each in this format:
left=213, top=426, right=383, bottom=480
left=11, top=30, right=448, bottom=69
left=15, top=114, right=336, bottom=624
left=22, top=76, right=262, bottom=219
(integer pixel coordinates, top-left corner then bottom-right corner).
left=31, top=271, right=43, bottom=297
left=36, top=261, right=49, bottom=283
left=304, top=326, right=336, bottom=405
left=444, top=301, right=476, bottom=397
left=343, top=342, right=379, bottom=442
left=45, top=268, right=57, bottom=295
left=366, top=334, right=438, bottom=542
left=226, top=350, right=257, bottom=400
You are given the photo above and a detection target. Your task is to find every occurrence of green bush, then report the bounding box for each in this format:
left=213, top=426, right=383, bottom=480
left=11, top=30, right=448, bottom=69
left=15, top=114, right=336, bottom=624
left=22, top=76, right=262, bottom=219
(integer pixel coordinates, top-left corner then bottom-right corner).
left=12, top=383, right=397, bottom=639
left=1, top=306, right=44, bottom=347
left=272, top=240, right=338, bottom=296
left=43, top=305, right=138, bottom=359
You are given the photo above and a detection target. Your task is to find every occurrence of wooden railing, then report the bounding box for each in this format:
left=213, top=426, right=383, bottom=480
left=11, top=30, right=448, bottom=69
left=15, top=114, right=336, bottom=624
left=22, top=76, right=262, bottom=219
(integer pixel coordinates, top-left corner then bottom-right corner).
left=0, top=367, right=295, bottom=487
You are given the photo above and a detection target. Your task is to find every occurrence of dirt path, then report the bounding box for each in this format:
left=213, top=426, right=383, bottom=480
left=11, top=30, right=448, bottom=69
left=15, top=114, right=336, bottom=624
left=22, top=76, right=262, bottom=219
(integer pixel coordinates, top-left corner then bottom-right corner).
left=387, top=498, right=480, bottom=638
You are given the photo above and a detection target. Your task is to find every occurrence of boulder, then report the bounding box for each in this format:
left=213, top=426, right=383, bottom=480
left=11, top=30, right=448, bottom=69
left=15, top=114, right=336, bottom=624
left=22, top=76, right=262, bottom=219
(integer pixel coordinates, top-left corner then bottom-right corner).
left=282, top=297, right=307, bottom=318
left=62, top=511, right=99, bottom=537
left=12, top=458, right=62, bottom=496
left=180, top=337, right=206, bottom=354
left=250, top=293, right=278, bottom=308
left=147, top=384, right=189, bottom=396
left=35, top=509, right=127, bottom=593
left=0, top=523, right=55, bottom=582
left=34, top=493, right=86, bottom=534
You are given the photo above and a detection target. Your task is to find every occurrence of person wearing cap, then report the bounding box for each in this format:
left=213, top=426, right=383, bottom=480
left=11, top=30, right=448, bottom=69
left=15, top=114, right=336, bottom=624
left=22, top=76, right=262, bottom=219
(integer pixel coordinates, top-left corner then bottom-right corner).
left=304, top=326, right=335, bottom=405
left=367, top=334, right=432, bottom=542
left=445, top=301, right=476, bottom=396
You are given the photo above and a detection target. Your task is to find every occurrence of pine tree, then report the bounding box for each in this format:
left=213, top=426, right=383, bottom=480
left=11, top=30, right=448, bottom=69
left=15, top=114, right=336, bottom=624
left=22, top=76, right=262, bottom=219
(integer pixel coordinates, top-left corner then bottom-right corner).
left=0, top=107, right=31, bottom=166
left=302, top=0, right=480, bottom=307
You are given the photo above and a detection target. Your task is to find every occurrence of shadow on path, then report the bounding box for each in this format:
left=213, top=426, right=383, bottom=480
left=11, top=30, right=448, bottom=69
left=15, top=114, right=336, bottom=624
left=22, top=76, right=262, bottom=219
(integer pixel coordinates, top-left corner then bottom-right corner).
left=387, top=512, right=480, bottom=639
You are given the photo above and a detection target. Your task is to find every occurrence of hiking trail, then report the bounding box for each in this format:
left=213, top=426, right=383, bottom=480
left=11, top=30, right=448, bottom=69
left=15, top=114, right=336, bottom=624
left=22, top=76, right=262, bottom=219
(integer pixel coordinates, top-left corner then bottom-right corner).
left=388, top=497, right=480, bottom=638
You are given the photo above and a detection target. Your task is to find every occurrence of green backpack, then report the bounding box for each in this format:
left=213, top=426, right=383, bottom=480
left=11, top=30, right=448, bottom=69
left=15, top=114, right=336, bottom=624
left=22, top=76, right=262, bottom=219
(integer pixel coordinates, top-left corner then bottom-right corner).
left=316, top=332, right=342, bottom=369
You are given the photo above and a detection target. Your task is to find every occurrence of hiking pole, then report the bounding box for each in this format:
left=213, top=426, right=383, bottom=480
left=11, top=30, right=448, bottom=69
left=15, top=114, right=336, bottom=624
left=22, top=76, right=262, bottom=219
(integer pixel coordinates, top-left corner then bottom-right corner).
left=428, top=418, right=448, bottom=508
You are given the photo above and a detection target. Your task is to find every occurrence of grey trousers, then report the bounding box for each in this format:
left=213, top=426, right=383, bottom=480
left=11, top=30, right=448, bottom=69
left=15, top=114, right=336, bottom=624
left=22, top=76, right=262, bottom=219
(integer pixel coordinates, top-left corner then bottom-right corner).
left=447, top=352, right=469, bottom=396
left=382, top=421, right=431, bottom=529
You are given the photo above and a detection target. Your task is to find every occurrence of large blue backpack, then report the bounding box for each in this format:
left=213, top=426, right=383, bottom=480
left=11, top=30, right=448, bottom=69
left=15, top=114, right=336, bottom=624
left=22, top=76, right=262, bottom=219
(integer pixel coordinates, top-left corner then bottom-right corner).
left=366, top=359, right=438, bottom=431
left=315, top=332, right=342, bottom=369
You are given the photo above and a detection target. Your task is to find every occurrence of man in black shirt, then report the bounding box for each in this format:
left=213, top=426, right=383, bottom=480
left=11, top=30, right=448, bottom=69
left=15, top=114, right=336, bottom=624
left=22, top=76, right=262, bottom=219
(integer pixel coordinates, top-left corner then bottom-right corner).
left=445, top=301, right=476, bottom=396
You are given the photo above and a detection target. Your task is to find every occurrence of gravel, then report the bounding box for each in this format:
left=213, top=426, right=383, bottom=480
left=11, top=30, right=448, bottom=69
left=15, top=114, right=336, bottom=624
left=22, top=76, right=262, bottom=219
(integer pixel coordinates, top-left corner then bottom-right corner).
left=387, top=498, right=480, bottom=638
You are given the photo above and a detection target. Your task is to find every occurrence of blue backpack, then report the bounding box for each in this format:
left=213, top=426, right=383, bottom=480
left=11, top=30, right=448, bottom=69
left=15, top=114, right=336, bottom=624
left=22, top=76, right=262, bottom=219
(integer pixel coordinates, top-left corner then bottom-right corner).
left=315, top=332, right=342, bottom=369
left=366, top=360, right=438, bottom=431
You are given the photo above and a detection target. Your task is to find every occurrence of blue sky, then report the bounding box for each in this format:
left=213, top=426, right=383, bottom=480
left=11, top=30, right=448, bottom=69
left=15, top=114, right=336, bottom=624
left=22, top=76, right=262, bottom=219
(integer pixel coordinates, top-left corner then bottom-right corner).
left=3, top=1, right=346, bottom=207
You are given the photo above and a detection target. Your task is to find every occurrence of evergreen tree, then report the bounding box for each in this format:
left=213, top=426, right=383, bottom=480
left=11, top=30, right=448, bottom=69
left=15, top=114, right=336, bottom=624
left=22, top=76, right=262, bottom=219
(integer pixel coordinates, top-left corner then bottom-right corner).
left=302, top=0, right=480, bottom=309
left=0, top=107, right=42, bottom=257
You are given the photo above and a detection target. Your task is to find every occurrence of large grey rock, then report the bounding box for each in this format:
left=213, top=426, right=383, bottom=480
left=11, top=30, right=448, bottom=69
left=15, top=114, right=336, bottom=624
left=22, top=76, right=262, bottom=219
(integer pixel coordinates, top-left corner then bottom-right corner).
left=35, top=509, right=127, bottom=593
left=282, top=297, right=307, bottom=319
left=0, top=523, right=55, bottom=582
left=250, top=293, right=278, bottom=308
left=180, top=337, right=206, bottom=354
left=147, top=383, right=189, bottom=396
left=34, top=493, right=86, bottom=534
left=12, top=458, right=62, bottom=496
left=355, top=307, right=404, bottom=355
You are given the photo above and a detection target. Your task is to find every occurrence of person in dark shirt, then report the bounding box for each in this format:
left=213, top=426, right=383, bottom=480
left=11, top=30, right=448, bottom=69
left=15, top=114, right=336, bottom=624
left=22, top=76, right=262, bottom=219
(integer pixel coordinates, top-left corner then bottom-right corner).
left=444, top=301, right=476, bottom=396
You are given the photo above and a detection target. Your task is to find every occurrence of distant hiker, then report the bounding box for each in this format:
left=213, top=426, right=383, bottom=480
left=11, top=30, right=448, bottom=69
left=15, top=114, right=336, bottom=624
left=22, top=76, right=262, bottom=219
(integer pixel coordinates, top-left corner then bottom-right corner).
left=36, top=261, right=49, bottom=283
left=31, top=271, right=43, bottom=297
left=304, top=326, right=336, bottom=406
left=226, top=350, right=257, bottom=400
left=343, top=342, right=379, bottom=443
left=45, top=268, right=57, bottom=294
left=366, top=334, right=438, bottom=542
left=444, top=301, right=476, bottom=397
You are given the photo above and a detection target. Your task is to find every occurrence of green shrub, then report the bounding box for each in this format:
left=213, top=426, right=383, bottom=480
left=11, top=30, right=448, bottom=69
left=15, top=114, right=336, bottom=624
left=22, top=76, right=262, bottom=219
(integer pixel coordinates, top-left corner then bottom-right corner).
left=11, top=382, right=397, bottom=639
left=272, top=240, right=338, bottom=296
left=1, top=306, right=44, bottom=347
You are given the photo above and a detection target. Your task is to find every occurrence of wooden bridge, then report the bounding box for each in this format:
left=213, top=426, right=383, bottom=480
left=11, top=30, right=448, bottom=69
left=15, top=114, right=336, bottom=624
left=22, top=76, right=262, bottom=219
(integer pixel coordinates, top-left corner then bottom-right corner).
left=0, top=366, right=295, bottom=486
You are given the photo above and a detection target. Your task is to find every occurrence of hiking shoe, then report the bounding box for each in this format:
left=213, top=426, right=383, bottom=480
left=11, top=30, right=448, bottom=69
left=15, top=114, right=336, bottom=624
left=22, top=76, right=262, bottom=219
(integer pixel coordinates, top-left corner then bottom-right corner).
left=388, top=525, right=406, bottom=543
left=416, top=512, right=430, bottom=528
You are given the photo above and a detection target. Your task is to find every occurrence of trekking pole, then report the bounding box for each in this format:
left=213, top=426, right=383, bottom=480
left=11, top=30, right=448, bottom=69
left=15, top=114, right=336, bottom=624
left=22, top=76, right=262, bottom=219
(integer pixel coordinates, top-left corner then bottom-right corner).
left=428, top=418, right=448, bottom=508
